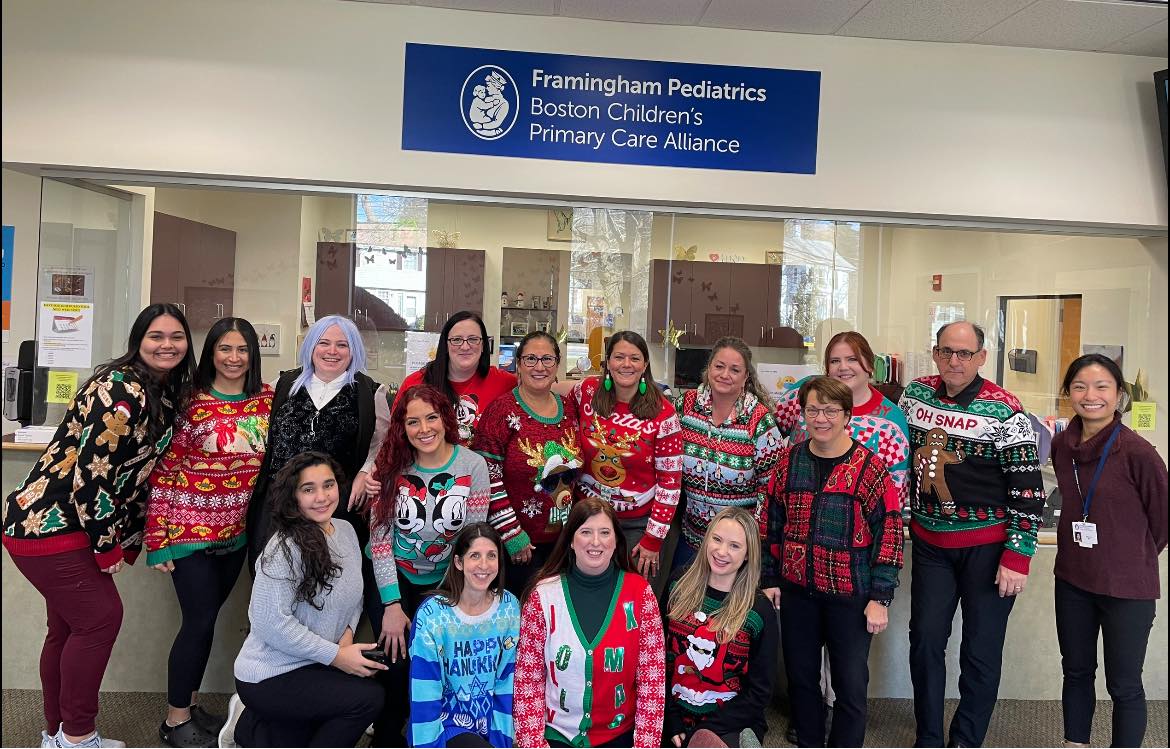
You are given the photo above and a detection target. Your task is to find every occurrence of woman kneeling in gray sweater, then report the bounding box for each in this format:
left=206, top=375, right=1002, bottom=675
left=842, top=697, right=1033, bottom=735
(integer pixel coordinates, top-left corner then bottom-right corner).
left=224, top=452, right=387, bottom=747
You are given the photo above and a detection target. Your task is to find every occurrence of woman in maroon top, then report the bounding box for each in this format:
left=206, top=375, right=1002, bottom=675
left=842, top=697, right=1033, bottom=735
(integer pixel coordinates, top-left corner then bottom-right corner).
left=1051, top=354, right=1167, bottom=749
left=472, top=331, right=582, bottom=598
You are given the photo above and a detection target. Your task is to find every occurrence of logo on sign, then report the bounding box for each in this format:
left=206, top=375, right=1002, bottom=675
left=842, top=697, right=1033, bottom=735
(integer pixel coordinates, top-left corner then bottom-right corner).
left=460, top=65, right=519, bottom=140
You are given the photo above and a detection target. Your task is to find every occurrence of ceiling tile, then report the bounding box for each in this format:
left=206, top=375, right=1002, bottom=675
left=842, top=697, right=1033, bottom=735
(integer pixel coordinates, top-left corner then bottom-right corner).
left=972, top=0, right=1168, bottom=52
left=1101, top=18, right=1169, bottom=56
left=837, top=0, right=1035, bottom=43
left=413, top=0, right=556, bottom=15
left=699, top=0, right=870, bottom=35
left=559, top=0, right=709, bottom=25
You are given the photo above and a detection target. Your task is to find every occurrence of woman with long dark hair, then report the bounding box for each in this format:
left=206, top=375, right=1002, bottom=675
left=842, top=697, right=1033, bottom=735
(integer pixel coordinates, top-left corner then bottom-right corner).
left=5, top=303, right=196, bottom=749
left=359, top=311, right=515, bottom=501
left=565, top=331, right=681, bottom=588
left=471, top=331, right=583, bottom=597
left=146, top=317, right=272, bottom=747
left=225, top=452, right=386, bottom=748
left=408, top=523, right=520, bottom=748
left=364, top=384, right=491, bottom=746
left=664, top=507, right=776, bottom=748
left=1052, top=354, right=1167, bottom=748
left=512, top=498, right=665, bottom=748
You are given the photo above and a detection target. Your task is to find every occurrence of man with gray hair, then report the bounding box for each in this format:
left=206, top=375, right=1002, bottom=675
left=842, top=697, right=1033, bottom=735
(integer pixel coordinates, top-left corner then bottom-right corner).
left=898, top=321, right=1045, bottom=747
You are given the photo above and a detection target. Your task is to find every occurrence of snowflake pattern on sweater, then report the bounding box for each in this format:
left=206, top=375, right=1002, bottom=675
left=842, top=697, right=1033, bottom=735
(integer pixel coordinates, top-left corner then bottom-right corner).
left=145, top=386, right=273, bottom=565
left=571, top=376, right=682, bottom=553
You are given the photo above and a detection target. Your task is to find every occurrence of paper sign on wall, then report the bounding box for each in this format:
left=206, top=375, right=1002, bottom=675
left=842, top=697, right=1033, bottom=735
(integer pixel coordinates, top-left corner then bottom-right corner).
left=1131, top=402, right=1156, bottom=432
left=756, top=363, right=818, bottom=404
left=46, top=371, right=79, bottom=404
left=37, top=301, right=94, bottom=368
left=404, top=331, right=441, bottom=376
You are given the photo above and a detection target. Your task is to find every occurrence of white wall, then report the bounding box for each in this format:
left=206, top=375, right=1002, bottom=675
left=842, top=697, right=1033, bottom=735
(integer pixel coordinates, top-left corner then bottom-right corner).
left=2, top=0, right=1166, bottom=228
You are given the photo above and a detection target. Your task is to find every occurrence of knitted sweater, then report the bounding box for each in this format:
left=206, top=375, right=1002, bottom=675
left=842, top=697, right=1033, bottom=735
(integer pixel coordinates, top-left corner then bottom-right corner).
left=1052, top=414, right=1168, bottom=600
left=663, top=583, right=777, bottom=743
left=471, top=389, right=582, bottom=555
left=368, top=446, right=492, bottom=604
left=898, top=375, right=1045, bottom=574
left=3, top=369, right=175, bottom=569
left=234, top=519, right=364, bottom=683
left=513, top=571, right=665, bottom=748
left=675, top=386, right=783, bottom=550
left=395, top=366, right=518, bottom=445
left=408, top=591, right=521, bottom=748
left=775, top=379, right=911, bottom=510
left=145, top=386, right=273, bottom=565
left=762, top=442, right=904, bottom=602
left=571, top=376, right=683, bottom=553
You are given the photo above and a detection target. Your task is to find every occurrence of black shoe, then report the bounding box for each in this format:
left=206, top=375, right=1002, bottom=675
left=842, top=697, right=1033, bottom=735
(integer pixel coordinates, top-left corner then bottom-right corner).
left=189, top=705, right=226, bottom=733
left=786, top=725, right=798, bottom=745
left=159, top=718, right=218, bottom=748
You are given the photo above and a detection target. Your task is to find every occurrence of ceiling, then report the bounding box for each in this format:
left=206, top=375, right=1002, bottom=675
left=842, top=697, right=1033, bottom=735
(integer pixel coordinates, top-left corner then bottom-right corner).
left=350, top=0, right=1168, bottom=57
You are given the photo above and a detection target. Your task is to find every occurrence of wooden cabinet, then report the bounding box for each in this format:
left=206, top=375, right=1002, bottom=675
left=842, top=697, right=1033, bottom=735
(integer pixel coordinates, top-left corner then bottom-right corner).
left=315, top=241, right=356, bottom=319
left=151, top=212, right=236, bottom=330
left=423, top=247, right=486, bottom=331
left=649, top=259, right=788, bottom=348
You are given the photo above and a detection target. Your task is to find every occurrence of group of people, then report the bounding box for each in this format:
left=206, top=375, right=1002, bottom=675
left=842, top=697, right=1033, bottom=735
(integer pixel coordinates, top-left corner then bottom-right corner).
left=4, top=304, right=1165, bottom=749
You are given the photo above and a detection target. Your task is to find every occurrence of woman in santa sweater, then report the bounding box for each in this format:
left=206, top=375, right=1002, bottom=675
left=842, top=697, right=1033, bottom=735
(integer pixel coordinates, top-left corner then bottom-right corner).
left=565, top=331, right=681, bottom=588
left=664, top=507, right=776, bottom=748
left=1052, top=354, right=1168, bottom=749
left=513, top=498, right=665, bottom=748
left=673, top=337, right=782, bottom=570
left=146, top=317, right=273, bottom=748
left=472, top=331, right=582, bottom=597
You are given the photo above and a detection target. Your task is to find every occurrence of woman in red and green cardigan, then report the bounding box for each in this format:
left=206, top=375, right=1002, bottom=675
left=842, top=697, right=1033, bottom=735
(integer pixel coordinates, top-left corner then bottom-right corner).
left=145, top=317, right=273, bottom=747
left=513, top=498, right=665, bottom=748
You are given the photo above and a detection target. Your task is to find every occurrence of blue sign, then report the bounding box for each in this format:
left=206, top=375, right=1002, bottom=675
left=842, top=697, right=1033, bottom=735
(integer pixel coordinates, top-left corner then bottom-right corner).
left=403, top=44, right=820, bottom=174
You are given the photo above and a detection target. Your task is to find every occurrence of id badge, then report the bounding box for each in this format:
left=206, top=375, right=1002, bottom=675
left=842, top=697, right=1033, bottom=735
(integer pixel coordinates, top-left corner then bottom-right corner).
left=1072, top=521, right=1098, bottom=548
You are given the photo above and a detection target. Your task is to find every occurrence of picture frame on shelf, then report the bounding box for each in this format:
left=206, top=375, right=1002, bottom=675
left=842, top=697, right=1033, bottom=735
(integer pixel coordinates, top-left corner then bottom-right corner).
left=509, top=321, right=529, bottom=337
left=536, top=320, right=552, bottom=333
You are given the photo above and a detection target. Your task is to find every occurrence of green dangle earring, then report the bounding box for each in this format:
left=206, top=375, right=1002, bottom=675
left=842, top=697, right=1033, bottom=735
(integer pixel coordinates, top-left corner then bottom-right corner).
left=638, top=377, right=648, bottom=395
left=603, top=372, right=613, bottom=391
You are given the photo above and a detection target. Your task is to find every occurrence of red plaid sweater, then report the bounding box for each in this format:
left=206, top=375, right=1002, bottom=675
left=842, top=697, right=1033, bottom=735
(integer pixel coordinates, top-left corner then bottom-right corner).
left=762, top=441, right=904, bottom=602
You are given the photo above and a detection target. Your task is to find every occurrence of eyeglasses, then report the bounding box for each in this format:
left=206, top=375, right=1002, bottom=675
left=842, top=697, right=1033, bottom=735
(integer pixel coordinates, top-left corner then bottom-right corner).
left=447, top=336, right=483, bottom=349
left=519, top=354, right=557, bottom=368
left=934, top=347, right=980, bottom=361
left=803, top=406, right=844, bottom=419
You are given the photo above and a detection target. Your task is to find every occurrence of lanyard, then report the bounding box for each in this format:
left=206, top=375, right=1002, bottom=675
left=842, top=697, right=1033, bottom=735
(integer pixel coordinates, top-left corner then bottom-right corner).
left=1071, top=424, right=1121, bottom=522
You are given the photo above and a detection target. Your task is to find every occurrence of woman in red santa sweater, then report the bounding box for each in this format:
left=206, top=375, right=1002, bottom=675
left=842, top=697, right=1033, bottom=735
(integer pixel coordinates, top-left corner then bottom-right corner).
left=513, top=498, right=665, bottom=748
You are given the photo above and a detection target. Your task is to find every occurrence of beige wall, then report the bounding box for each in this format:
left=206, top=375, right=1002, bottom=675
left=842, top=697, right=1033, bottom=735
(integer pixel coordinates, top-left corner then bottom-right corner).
left=1, top=169, right=42, bottom=435
left=2, top=0, right=1166, bottom=228
left=1001, top=297, right=1062, bottom=416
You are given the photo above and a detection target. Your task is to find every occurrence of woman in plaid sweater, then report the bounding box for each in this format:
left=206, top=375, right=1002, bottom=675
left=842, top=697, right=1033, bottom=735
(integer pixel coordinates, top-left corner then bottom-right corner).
left=673, top=337, right=782, bottom=570
left=762, top=377, right=903, bottom=748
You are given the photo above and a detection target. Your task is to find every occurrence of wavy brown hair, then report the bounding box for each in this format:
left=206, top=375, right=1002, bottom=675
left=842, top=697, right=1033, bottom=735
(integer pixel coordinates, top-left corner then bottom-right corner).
left=523, top=498, right=629, bottom=605
left=592, top=330, right=663, bottom=420
left=262, top=451, right=346, bottom=610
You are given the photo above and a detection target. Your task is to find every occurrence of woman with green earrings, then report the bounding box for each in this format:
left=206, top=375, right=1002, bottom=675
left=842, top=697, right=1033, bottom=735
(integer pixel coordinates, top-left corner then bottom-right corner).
left=567, top=331, right=682, bottom=589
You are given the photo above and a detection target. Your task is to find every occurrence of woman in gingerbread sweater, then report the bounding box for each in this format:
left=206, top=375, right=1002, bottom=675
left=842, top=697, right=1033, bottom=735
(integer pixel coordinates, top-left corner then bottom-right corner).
left=472, top=331, right=582, bottom=597
left=146, top=317, right=273, bottom=747
left=562, top=331, right=681, bottom=588
left=1051, top=354, right=1168, bottom=749
left=513, top=498, right=664, bottom=748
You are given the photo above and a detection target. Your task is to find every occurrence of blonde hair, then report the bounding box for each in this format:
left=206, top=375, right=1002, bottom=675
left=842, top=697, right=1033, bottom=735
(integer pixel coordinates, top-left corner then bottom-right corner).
left=702, top=337, right=773, bottom=410
left=667, top=507, right=761, bottom=644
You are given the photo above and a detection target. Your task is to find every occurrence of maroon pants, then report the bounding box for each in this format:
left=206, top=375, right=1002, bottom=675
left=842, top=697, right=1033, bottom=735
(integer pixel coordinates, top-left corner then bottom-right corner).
left=11, top=547, right=124, bottom=735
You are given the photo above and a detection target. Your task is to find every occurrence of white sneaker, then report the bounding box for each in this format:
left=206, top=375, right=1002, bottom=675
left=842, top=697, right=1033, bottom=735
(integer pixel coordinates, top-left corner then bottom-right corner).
left=218, top=694, right=244, bottom=749
left=365, top=724, right=375, bottom=737
left=40, top=730, right=56, bottom=748
left=53, top=731, right=125, bottom=748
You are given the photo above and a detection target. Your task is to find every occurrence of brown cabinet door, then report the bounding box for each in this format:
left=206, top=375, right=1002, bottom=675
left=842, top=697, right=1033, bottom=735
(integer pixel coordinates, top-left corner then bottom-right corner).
left=150, top=213, right=181, bottom=306
left=447, top=248, right=485, bottom=320
left=316, top=242, right=355, bottom=318
left=422, top=247, right=447, bottom=332
left=687, top=261, right=733, bottom=345
left=185, top=224, right=236, bottom=328
left=730, top=263, right=772, bottom=347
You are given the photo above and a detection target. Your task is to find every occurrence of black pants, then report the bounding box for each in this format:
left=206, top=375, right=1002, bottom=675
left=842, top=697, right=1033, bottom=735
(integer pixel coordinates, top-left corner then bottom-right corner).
left=370, top=576, right=428, bottom=747
left=167, top=545, right=246, bottom=707
left=503, top=541, right=554, bottom=599
left=780, top=587, right=872, bottom=748
left=1055, top=577, right=1156, bottom=748
left=234, top=665, right=383, bottom=747
left=908, top=534, right=1015, bottom=748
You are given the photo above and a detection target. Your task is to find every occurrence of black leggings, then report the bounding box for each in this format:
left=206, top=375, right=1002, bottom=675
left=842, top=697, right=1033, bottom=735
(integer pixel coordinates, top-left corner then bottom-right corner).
left=371, top=577, right=428, bottom=747
left=167, top=545, right=246, bottom=707
left=235, top=665, right=383, bottom=747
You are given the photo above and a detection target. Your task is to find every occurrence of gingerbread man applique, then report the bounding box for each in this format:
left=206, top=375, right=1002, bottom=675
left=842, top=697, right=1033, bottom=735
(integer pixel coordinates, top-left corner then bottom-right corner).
left=95, top=401, right=133, bottom=453
left=913, top=427, right=964, bottom=515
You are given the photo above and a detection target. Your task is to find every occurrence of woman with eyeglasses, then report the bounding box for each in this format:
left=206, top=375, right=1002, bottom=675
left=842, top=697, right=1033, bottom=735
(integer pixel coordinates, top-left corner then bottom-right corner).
left=761, top=377, right=904, bottom=748
left=359, top=311, right=515, bottom=503
left=673, top=337, right=782, bottom=571
left=471, top=331, right=583, bottom=597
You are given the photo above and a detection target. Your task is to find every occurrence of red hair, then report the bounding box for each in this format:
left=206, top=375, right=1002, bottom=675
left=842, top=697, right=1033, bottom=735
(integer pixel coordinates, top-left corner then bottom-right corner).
left=369, top=384, right=460, bottom=532
left=823, top=331, right=875, bottom=376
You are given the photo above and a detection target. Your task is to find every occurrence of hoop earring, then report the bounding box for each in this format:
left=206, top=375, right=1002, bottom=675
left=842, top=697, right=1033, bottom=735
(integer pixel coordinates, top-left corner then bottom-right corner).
left=603, top=373, right=613, bottom=392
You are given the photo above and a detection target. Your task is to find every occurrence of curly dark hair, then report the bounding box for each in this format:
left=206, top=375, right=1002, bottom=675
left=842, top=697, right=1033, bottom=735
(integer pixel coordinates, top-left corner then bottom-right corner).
left=262, top=451, right=347, bottom=610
